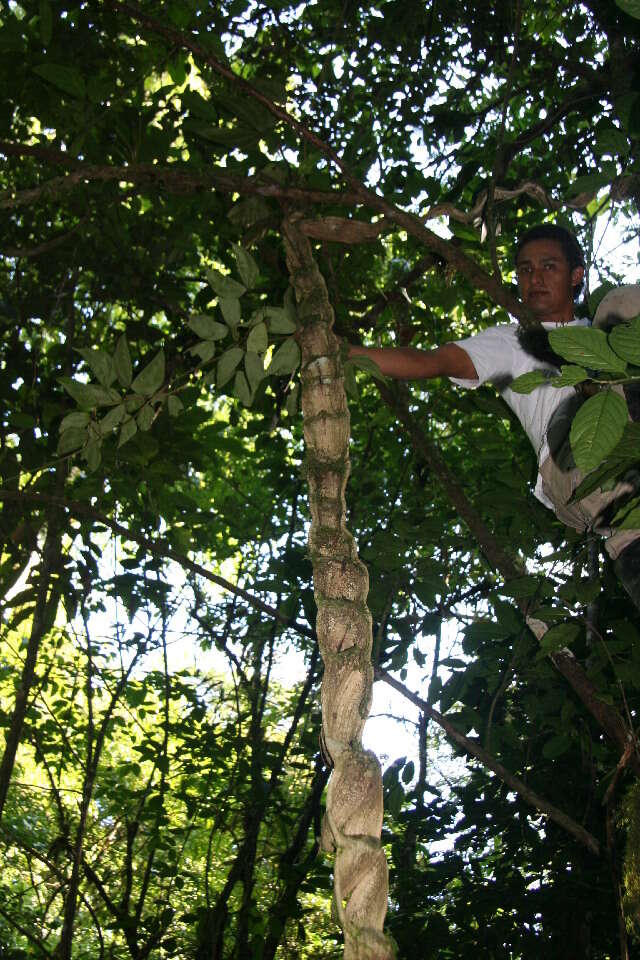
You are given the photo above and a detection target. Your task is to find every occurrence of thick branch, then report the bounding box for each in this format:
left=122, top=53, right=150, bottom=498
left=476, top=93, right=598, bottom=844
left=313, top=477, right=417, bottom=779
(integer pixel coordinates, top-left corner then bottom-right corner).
left=0, top=143, right=361, bottom=210
left=379, top=669, right=601, bottom=857
left=0, top=505, right=63, bottom=823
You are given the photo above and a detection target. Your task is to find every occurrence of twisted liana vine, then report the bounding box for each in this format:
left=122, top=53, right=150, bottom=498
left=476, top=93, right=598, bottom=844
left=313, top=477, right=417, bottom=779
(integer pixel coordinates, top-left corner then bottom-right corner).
left=282, top=217, right=396, bottom=960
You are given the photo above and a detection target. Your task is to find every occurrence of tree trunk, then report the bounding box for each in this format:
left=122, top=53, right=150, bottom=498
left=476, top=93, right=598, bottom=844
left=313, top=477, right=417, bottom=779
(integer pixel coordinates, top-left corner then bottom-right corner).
left=0, top=510, right=62, bottom=823
left=283, top=217, right=395, bottom=960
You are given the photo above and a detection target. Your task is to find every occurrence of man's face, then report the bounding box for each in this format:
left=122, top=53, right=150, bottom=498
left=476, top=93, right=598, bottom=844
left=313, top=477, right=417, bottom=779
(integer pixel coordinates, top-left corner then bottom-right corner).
left=516, top=238, right=584, bottom=324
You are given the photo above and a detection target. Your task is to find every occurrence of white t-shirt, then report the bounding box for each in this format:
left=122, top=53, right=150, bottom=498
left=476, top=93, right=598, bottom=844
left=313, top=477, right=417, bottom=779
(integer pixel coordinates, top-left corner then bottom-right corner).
left=450, top=319, right=590, bottom=507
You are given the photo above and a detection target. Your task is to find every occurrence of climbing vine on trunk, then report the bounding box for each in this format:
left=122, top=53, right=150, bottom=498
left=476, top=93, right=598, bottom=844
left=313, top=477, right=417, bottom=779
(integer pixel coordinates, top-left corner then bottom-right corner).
left=283, top=217, right=396, bottom=960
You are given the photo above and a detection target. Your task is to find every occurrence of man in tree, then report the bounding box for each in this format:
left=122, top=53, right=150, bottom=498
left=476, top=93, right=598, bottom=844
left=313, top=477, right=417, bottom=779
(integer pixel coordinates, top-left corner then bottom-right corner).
left=348, top=224, right=640, bottom=604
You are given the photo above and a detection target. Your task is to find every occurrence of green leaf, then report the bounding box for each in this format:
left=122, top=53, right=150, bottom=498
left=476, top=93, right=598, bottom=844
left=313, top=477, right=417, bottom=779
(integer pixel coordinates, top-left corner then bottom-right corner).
left=566, top=169, right=616, bottom=197
left=206, top=269, right=246, bottom=299
left=124, top=393, right=145, bottom=414
left=551, top=365, right=588, bottom=388
left=267, top=338, right=301, bottom=377
left=245, top=351, right=265, bottom=392
left=131, top=351, right=165, bottom=396
left=114, top=336, right=133, bottom=388
left=217, top=347, right=244, bottom=387
left=609, top=317, right=640, bottom=365
left=59, top=411, right=90, bottom=432
left=569, top=390, right=628, bottom=473
left=542, top=732, right=572, bottom=760
left=191, top=341, right=216, bottom=363
left=401, top=760, right=415, bottom=784
left=343, top=361, right=359, bottom=398
left=539, top=621, right=582, bottom=653
left=137, top=404, right=156, bottom=431
left=57, top=427, right=87, bottom=455
left=574, top=578, right=602, bottom=603
left=188, top=314, right=228, bottom=340
left=220, top=298, right=241, bottom=330
left=33, top=64, right=85, bottom=98
left=227, top=196, right=272, bottom=229
left=613, top=502, right=640, bottom=530
left=84, top=439, right=102, bottom=472
left=610, top=421, right=640, bottom=460
left=588, top=283, right=617, bottom=318
left=570, top=458, right=632, bottom=502
left=60, top=378, right=120, bottom=409
left=167, top=395, right=184, bottom=417
left=266, top=307, right=297, bottom=335
left=247, top=321, right=268, bottom=354
left=548, top=327, right=627, bottom=373
left=498, top=576, right=547, bottom=599
left=77, top=347, right=116, bottom=387
left=509, top=370, right=549, bottom=394
left=350, top=355, right=387, bottom=381
left=232, top=244, right=260, bottom=290
left=615, top=0, right=640, bottom=17
left=118, top=418, right=138, bottom=448
left=593, top=119, right=631, bottom=157
left=233, top=371, right=252, bottom=406
left=99, top=404, right=126, bottom=435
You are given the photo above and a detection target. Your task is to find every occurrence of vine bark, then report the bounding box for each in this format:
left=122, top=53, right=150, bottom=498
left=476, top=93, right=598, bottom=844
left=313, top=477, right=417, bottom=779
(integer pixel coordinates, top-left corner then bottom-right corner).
left=282, top=217, right=395, bottom=960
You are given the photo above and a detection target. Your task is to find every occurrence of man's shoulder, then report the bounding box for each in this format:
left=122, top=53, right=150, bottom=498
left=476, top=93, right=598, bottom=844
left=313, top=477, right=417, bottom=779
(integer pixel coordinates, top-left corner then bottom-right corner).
left=464, top=322, right=520, bottom=343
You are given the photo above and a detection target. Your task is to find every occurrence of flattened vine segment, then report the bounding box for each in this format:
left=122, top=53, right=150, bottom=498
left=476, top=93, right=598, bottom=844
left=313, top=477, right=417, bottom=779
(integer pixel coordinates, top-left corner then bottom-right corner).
left=282, top=218, right=396, bottom=960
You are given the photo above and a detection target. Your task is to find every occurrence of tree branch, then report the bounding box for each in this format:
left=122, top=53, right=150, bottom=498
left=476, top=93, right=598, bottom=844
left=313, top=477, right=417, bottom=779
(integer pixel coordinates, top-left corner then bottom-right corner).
left=378, top=668, right=602, bottom=857
left=96, top=4, right=533, bottom=324
left=0, top=488, right=314, bottom=640
left=0, top=142, right=362, bottom=210
left=377, top=384, right=640, bottom=774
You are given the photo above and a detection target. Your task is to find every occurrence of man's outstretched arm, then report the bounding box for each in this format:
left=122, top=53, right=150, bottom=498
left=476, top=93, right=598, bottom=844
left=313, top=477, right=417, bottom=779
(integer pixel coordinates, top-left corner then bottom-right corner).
left=347, top=342, right=478, bottom=381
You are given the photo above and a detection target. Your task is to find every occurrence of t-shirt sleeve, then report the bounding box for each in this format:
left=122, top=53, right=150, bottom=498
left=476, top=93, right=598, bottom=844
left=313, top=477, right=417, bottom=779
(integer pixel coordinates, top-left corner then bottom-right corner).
left=449, top=324, right=521, bottom=390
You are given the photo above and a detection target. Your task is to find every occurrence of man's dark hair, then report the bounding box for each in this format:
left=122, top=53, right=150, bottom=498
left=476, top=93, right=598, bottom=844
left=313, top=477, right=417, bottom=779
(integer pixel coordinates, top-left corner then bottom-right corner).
left=514, top=224, right=585, bottom=300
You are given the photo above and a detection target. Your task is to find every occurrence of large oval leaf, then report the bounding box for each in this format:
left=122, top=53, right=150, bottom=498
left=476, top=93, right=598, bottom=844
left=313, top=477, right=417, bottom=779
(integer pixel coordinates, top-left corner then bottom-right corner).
left=220, top=298, right=241, bottom=330
left=266, top=307, right=297, bottom=335
left=60, top=378, right=120, bottom=409
left=548, top=327, right=627, bottom=373
left=549, top=327, right=626, bottom=373
left=569, top=389, right=628, bottom=472
left=217, top=347, right=244, bottom=387
left=232, top=244, right=260, bottom=290
left=114, top=335, right=133, bottom=388
left=188, top=314, right=228, bottom=341
left=59, top=411, right=90, bottom=432
left=33, top=63, right=85, bottom=98
left=57, top=427, right=88, bottom=455
left=244, top=351, right=265, bottom=392
left=247, top=321, right=268, bottom=354
left=233, top=370, right=253, bottom=406
left=131, top=351, right=165, bottom=396
left=206, top=269, right=246, bottom=299
left=267, top=337, right=301, bottom=377
left=609, top=317, right=640, bottom=365
left=615, top=0, right=640, bottom=18
left=509, top=370, right=549, bottom=394
left=77, top=347, right=116, bottom=388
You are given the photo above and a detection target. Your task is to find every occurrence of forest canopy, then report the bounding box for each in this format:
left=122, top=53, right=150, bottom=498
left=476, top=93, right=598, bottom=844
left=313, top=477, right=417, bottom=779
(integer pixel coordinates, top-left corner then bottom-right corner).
left=1, top=1, right=639, bottom=958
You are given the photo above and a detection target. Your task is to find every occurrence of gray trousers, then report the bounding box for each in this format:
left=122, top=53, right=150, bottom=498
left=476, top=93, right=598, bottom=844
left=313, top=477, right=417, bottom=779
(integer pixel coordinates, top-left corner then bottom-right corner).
left=539, top=457, right=639, bottom=560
